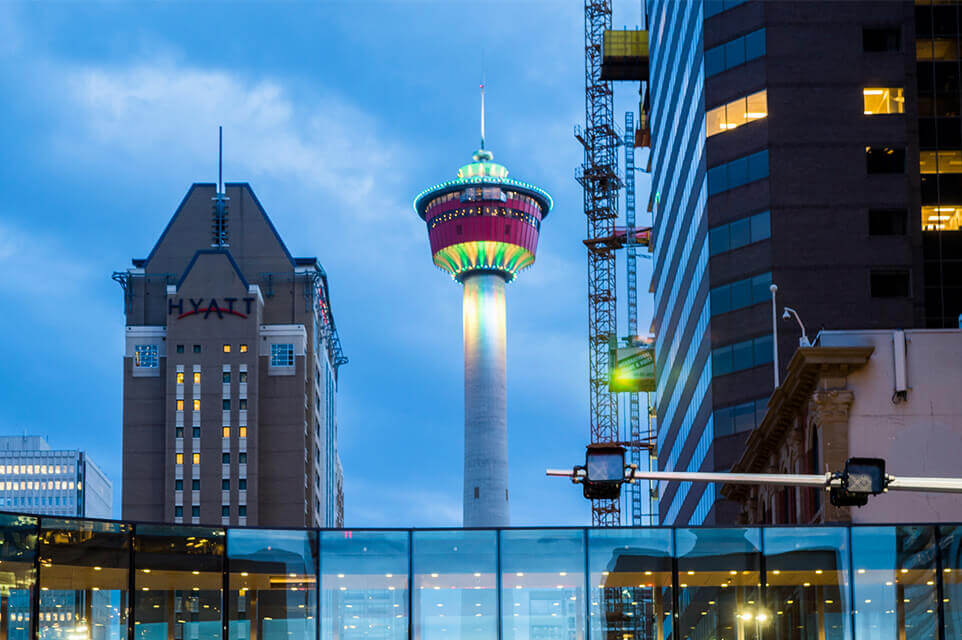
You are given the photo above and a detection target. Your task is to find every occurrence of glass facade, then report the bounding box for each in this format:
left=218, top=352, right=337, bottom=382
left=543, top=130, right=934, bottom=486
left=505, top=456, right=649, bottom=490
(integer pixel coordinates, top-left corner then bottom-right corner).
left=9, top=516, right=962, bottom=640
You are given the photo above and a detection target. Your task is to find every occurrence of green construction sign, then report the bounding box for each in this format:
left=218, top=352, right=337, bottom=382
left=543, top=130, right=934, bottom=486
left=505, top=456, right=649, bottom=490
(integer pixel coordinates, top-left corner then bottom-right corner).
left=609, top=342, right=656, bottom=393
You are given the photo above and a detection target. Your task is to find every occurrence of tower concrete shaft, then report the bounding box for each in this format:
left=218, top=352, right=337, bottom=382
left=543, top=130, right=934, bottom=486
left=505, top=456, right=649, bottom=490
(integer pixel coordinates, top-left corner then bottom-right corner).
left=462, top=272, right=509, bottom=527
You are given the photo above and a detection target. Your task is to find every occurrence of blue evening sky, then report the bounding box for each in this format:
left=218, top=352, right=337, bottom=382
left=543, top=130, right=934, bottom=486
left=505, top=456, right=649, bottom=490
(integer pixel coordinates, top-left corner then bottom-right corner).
left=0, top=1, right=652, bottom=526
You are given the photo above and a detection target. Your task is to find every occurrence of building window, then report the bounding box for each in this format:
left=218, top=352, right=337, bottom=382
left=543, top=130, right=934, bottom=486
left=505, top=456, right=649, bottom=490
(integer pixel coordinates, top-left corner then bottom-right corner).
left=222, top=372, right=230, bottom=383
left=175, top=506, right=183, bottom=517
left=239, top=399, right=248, bottom=410
left=920, top=150, right=962, bottom=175
left=271, top=343, right=295, bottom=367
left=709, top=211, right=771, bottom=255
left=863, top=87, right=904, bottom=115
left=869, top=209, right=908, bottom=235
left=192, top=453, right=200, bottom=465
left=917, top=38, right=961, bottom=61
left=193, top=372, right=201, bottom=384
left=192, top=479, right=200, bottom=491
left=175, top=479, right=183, bottom=491
left=176, top=400, right=184, bottom=412
left=712, top=334, right=774, bottom=376
left=192, top=427, right=200, bottom=438
left=238, top=506, right=247, bottom=517
left=711, top=272, right=772, bottom=316
left=240, top=344, right=248, bottom=353
left=176, top=345, right=184, bottom=354
left=223, top=344, right=231, bottom=353
left=706, top=90, right=768, bottom=137
left=922, top=206, right=962, bottom=231
left=708, top=150, right=769, bottom=196
left=222, top=479, right=230, bottom=490
left=222, top=453, right=230, bottom=464
left=714, top=397, right=769, bottom=437
left=866, top=146, right=905, bottom=173
left=863, top=27, right=901, bottom=52
left=870, top=270, right=911, bottom=297
left=705, top=28, right=765, bottom=77
left=192, top=506, right=200, bottom=517
left=239, top=479, right=247, bottom=491
left=704, top=0, right=748, bottom=20
left=193, top=345, right=201, bottom=353
left=176, top=454, right=184, bottom=465
left=134, top=345, right=159, bottom=368
left=222, top=427, right=230, bottom=438
left=176, top=427, right=184, bottom=438
left=176, top=372, right=185, bottom=384
left=239, top=427, right=247, bottom=438
left=222, top=506, right=230, bottom=517
left=222, top=399, right=230, bottom=410
left=239, top=453, right=247, bottom=464
left=239, top=372, right=248, bottom=383
left=193, top=399, right=201, bottom=411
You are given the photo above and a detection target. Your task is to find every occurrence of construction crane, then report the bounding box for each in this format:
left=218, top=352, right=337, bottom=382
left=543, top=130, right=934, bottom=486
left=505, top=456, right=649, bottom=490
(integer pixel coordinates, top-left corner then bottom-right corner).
left=575, top=0, right=622, bottom=527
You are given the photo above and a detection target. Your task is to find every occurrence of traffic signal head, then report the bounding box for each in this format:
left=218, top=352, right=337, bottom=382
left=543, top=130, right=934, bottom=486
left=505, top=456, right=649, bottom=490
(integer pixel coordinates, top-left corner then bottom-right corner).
left=582, top=445, right=626, bottom=500
left=830, top=458, right=887, bottom=508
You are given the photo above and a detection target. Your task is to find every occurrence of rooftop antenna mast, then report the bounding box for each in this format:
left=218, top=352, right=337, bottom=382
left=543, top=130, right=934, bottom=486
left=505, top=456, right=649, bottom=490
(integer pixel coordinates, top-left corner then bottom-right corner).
left=212, top=125, right=230, bottom=247
left=480, top=76, right=486, bottom=150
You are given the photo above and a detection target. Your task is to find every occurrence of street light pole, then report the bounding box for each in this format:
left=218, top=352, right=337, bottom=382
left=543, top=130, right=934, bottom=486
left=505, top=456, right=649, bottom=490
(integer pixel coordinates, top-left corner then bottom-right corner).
left=770, top=284, right=779, bottom=387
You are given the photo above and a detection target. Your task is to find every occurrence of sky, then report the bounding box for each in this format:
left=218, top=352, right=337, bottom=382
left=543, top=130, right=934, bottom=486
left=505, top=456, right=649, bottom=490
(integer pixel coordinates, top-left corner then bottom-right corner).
left=0, top=1, right=652, bottom=527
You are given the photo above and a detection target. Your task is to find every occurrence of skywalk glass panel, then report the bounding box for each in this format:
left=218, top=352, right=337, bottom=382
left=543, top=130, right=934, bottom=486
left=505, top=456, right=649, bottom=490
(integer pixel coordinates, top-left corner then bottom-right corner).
left=227, top=528, right=317, bottom=640
left=319, top=531, right=408, bottom=640
left=38, top=518, right=130, bottom=640
left=412, top=530, right=497, bottom=640
left=0, top=514, right=38, bottom=640
left=501, top=529, right=585, bottom=640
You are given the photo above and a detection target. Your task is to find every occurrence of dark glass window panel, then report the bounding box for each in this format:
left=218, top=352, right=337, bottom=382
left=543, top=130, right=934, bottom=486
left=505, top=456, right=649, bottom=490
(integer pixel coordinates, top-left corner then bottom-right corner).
left=238, top=506, right=247, bottom=516
left=940, top=525, right=962, bottom=639
left=222, top=399, right=230, bottom=410
left=221, top=479, right=229, bottom=490
left=751, top=272, right=772, bottom=304
left=176, top=345, right=185, bottom=354
left=866, top=147, right=906, bottom=174
left=222, top=372, right=230, bottom=383
left=730, top=217, right=751, bottom=248
left=938, top=174, right=962, bottom=201
left=754, top=398, right=768, bottom=426
left=176, top=479, right=183, bottom=490
left=750, top=210, right=770, bottom=242
left=714, top=406, right=734, bottom=437
left=222, top=453, right=230, bottom=463
left=921, top=175, right=940, bottom=204
left=730, top=278, right=752, bottom=310
left=192, top=479, right=200, bottom=490
left=176, top=427, right=184, bottom=438
left=192, top=427, right=200, bottom=438
left=239, top=479, right=247, bottom=490
left=871, top=270, right=911, bottom=297
left=713, top=345, right=733, bottom=376
left=725, top=37, right=746, bottom=68
left=239, top=372, right=248, bottom=383
left=708, top=164, right=726, bottom=195
left=175, top=506, right=183, bottom=517
left=193, top=345, right=201, bottom=353
left=933, top=5, right=958, bottom=36
left=869, top=209, right=908, bottom=235
left=754, top=334, right=773, bottom=365
left=192, top=506, right=200, bottom=517
left=747, top=150, right=769, bottom=181
left=709, top=224, right=729, bottom=255
left=239, top=399, right=248, bottom=410
left=916, top=6, right=933, bottom=38
left=863, top=27, right=901, bottom=52
left=732, top=339, right=753, bottom=371
left=587, top=529, right=673, bottom=640
left=728, top=156, right=750, bottom=189
left=733, top=403, right=755, bottom=432
left=919, top=118, right=939, bottom=147
left=744, top=28, right=766, bottom=59
left=705, top=45, right=725, bottom=76
left=933, top=61, right=960, bottom=95
left=711, top=285, right=731, bottom=315
left=221, top=506, right=229, bottom=517
left=239, top=453, right=247, bottom=464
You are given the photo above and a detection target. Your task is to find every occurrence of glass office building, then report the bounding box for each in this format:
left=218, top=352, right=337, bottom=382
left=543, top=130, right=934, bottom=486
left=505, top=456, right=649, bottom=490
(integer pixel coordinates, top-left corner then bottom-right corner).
left=3, top=512, right=962, bottom=640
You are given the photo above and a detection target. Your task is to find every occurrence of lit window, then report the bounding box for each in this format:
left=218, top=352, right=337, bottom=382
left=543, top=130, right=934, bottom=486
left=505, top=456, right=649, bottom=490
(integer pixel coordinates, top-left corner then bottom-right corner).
left=193, top=399, right=201, bottom=411
left=240, top=344, right=248, bottom=353
left=223, top=344, right=231, bottom=353
left=863, top=87, right=904, bottom=115
left=922, top=206, right=962, bottom=231
left=176, top=454, right=184, bottom=465
left=239, top=372, right=248, bottom=383
left=192, top=453, right=200, bottom=465
left=920, top=150, right=962, bottom=174
left=193, top=372, right=201, bottom=384
left=239, top=427, right=247, bottom=438
left=176, top=400, right=184, bottom=412
left=223, top=427, right=230, bottom=438
left=706, top=90, right=767, bottom=137
left=176, top=372, right=185, bottom=384
left=270, top=343, right=295, bottom=367
left=134, top=344, right=159, bottom=368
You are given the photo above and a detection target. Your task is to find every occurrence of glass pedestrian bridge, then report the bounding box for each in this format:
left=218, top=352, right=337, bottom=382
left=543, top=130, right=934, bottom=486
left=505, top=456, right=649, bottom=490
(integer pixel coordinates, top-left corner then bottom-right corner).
left=2, top=513, right=961, bottom=640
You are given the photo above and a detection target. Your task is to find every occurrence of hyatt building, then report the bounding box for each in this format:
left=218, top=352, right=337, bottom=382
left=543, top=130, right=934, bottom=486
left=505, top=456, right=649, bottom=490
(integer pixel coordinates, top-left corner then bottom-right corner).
left=115, top=183, right=347, bottom=528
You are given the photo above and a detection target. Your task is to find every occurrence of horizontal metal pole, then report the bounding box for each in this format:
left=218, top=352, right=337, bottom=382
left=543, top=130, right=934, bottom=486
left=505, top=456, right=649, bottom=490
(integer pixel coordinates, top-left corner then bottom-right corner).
left=886, top=476, right=962, bottom=493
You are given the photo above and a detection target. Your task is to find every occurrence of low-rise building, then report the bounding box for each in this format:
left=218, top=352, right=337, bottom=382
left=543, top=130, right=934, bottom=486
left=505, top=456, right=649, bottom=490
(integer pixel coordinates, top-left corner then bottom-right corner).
left=723, top=328, right=962, bottom=524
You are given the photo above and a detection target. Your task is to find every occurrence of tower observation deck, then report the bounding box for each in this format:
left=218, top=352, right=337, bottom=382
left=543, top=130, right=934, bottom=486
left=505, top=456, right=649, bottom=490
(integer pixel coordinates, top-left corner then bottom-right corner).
left=414, top=148, right=552, bottom=527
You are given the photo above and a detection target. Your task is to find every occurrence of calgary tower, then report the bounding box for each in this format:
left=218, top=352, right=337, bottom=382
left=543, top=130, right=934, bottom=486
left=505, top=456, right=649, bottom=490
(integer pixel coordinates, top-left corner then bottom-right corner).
left=413, top=87, right=553, bottom=526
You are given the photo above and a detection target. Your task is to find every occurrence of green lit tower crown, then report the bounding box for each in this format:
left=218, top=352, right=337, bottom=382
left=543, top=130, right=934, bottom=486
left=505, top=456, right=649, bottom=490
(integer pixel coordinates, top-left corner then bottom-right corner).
left=414, top=138, right=552, bottom=527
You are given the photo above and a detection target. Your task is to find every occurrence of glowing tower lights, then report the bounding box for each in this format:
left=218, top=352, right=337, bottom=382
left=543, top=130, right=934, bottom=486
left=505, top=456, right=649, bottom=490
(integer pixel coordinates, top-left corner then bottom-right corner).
left=413, top=92, right=552, bottom=526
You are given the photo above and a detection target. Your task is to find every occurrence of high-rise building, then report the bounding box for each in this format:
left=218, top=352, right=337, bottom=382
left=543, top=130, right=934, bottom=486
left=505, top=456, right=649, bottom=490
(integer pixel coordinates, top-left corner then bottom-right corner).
left=116, top=182, right=347, bottom=528
left=413, top=137, right=552, bottom=527
left=0, top=435, right=112, bottom=518
left=647, top=0, right=960, bottom=525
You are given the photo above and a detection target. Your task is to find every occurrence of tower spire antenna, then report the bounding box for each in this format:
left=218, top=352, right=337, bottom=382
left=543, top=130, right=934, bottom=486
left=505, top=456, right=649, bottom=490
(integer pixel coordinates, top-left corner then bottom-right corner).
left=480, top=78, right=486, bottom=151
left=218, top=125, right=223, bottom=194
